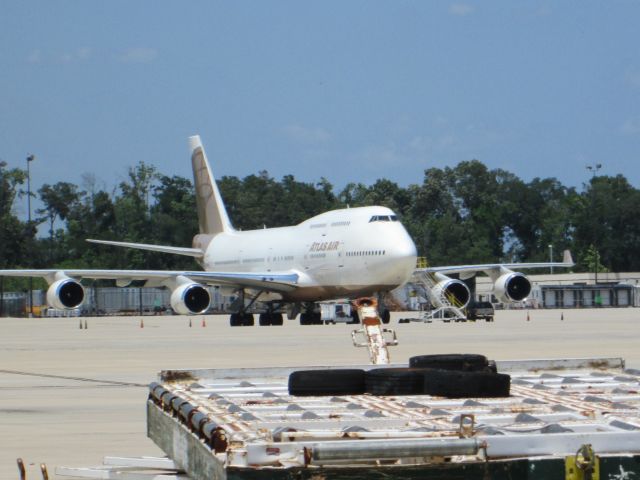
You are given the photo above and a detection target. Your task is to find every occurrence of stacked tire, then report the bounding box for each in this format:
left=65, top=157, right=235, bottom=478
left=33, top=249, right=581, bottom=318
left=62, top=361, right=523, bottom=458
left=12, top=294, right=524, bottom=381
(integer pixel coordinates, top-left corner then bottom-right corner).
left=288, top=369, right=366, bottom=396
left=288, top=354, right=510, bottom=398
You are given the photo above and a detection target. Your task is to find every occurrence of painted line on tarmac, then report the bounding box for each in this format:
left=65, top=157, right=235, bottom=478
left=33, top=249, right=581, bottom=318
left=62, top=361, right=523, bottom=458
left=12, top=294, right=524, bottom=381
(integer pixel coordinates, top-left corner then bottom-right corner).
left=0, top=369, right=146, bottom=387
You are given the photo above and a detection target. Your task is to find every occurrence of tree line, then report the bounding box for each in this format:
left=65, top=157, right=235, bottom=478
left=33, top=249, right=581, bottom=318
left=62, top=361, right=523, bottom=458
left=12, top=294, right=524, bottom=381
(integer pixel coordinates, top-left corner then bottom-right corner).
left=2, top=159, right=638, bottom=289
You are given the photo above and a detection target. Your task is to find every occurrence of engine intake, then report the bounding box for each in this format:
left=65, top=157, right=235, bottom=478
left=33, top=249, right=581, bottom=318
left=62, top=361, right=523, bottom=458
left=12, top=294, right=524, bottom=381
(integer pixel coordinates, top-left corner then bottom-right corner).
left=47, top=278, right=85, bottom=309
left=431, top=278, right=471, bottom=308
left=170, top=283, right=211, bottom=315
left=493, top=272, right=531, bottom=303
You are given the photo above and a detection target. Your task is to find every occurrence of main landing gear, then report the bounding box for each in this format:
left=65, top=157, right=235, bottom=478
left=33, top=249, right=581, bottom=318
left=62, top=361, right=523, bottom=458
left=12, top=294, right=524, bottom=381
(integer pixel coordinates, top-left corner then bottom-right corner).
left=259, top=312, right=284, bottom=326
left=229, top=312, right=284, bottom=327
left=229, top=312, right=254, bottom=327
left=299, top=311, right=322, bottom=325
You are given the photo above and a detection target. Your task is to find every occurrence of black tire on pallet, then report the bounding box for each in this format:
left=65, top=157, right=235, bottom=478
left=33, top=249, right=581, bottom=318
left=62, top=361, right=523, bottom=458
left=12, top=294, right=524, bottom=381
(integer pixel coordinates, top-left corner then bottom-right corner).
left=486, top=360, right=498, bottom=374
left=409, top=354, right=489, bottom=372
left=288, top=369, right=366, bottom=396
left=421, top=368, right=511, bottom=398
left=365, top=368, right=426, bottom=396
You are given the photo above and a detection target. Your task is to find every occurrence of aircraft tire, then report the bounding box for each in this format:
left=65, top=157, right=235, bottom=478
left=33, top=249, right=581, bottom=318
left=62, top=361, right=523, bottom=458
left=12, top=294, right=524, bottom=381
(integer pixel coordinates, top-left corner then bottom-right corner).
left=487, top=360, right=498, bottom=373
left=242, top=313, right=255, bottom=327
left=421, top=368, right=511, bottom=398
left=409, top=354, right=489, bottom=372
left=259, top=313, right=271, bottom=326
left=348, top=310, right=360, bottom=325
left=365, top=368, right=425, bottom=396
left=271, top=313, right=284, bottom=326
left=288, top=369, right=366, bottom=396
left=229, top=313, right=241, bottom=327
left=299, top=313, right=310, bottom=326
left=380, top=309, right=391, bottom=324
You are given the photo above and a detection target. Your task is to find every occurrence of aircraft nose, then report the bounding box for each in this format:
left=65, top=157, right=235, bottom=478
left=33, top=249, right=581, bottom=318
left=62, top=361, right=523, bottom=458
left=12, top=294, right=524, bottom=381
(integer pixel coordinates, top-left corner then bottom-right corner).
left=388, top=225, right=417, bottom=259
left=385, top=227, right=418, bottom=282
left=397, top=234, right=418, bottom=260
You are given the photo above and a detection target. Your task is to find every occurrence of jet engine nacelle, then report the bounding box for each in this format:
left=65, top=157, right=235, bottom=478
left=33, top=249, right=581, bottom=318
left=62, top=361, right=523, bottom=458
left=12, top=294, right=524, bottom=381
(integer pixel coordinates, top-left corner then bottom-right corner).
left=170, top=283, right=211, bottom=315
left=493, top=272, right=531, bottom=303
left=431, top=278, right=471, bottom=308
left=46, top=278, right=85, bottom=310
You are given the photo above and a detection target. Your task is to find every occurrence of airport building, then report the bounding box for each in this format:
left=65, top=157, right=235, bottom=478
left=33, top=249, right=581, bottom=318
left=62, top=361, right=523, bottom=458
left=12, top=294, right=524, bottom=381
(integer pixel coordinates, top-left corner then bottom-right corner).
left=397, top=271, right=640, bottom=312
left=476, top=272, right=640, bottom=308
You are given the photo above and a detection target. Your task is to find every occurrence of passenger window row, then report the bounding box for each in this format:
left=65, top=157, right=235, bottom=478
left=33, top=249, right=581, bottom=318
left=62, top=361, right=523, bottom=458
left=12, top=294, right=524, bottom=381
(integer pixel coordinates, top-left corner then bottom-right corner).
left=369, top=215, right=398, bottom=222
left=346, top=250, right=386, bottom=257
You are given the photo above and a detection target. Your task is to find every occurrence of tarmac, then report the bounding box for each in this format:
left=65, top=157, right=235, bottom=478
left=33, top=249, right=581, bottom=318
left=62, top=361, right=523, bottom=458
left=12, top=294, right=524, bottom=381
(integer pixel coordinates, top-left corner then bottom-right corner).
left=1, top=308, right=639, bottom=479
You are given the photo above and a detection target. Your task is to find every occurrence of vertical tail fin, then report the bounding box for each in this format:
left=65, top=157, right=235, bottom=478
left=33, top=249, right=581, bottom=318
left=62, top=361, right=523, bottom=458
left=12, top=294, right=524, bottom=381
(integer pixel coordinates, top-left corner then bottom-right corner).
left=188, top=135, right=234, bottom=235
left=562, top=250, right=574, bottom=265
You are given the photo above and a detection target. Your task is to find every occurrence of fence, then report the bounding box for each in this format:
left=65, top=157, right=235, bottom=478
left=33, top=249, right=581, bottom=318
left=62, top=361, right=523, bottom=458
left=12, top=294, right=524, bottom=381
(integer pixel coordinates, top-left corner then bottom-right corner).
left=0, top=287, right=230, bottom=317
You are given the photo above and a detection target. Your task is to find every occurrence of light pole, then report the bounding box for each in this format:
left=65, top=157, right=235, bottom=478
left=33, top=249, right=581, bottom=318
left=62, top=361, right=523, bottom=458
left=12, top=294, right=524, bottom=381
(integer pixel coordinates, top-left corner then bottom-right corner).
left=0, top=160, right=6, bottom=317
left=548, top=244, right=553, bottom=274
left=586, top=163, right=602, bottom=285
left=26, top=154, right=35, bottom=317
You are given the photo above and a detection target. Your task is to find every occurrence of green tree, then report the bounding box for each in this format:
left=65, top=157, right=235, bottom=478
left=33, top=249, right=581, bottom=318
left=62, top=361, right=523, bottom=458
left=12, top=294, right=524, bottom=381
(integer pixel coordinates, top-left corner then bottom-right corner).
left=497, top=175, right=576, bottom=263
left=573, top=175, right=640, bottom=272
left=580, top=244, right=609, bottom=275
left=0, top=164, right=28, bottom=269
left=37, top=182, right=80, bottom=261
left=0, top=163, right=35, bottom=290
left=149, top=175, right=199, bottom=269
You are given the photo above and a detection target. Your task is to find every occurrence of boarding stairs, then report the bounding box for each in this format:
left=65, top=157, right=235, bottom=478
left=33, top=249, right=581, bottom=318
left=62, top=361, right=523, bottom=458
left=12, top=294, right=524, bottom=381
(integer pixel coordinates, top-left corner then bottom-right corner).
left=414, top=259, right=467, bottom=322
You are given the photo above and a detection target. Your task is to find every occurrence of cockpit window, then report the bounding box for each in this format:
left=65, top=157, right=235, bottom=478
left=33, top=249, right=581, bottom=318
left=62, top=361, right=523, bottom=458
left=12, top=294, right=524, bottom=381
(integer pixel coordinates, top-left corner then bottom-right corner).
left=369, top=214, right=399, bottom=222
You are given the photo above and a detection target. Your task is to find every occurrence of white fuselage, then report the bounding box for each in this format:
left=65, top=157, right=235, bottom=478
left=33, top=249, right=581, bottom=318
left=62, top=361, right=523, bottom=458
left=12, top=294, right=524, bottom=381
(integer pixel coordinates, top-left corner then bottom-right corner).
left=201, top=206, right=417, bottom=301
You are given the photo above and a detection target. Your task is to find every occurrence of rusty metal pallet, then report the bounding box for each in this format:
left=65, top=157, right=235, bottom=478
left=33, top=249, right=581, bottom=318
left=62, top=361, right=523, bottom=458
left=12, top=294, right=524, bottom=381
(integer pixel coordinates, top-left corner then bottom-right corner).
left=138, top=357, right=640, bottom=479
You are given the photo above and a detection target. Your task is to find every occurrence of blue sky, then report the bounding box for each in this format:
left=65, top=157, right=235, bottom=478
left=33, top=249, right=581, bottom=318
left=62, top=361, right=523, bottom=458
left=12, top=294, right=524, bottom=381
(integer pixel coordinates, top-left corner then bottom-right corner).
left=2, top=1, right=640, bottom=220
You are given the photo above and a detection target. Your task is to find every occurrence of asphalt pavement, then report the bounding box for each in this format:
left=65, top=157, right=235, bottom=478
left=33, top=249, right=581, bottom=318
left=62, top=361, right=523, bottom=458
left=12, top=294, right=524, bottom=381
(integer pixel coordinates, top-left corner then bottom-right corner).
left=1, top=308, right=638, bottom=478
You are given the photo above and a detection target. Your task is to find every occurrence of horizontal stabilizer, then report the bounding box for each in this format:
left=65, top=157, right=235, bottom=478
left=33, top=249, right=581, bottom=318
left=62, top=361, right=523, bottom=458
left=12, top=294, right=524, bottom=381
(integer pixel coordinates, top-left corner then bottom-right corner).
left=87, top=239, right=204, bottom=259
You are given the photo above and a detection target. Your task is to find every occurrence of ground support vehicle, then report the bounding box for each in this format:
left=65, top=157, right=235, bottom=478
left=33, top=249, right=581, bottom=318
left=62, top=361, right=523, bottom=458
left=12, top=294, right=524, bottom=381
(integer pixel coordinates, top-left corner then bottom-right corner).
left=466, top=301, right=495, bottom=322
left=55, top=357, right=640, bottom=479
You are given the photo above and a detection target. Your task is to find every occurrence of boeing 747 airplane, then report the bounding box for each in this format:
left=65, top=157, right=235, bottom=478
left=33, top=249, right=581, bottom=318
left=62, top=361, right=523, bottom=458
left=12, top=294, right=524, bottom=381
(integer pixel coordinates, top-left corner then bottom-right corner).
left=0, top=136, right=573, bottom=326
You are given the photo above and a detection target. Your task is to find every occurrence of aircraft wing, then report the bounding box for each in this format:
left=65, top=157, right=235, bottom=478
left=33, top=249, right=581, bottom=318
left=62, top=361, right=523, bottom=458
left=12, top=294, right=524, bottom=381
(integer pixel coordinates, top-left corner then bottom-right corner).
left=0, top=269, right=300, bottom=292
left=422, top=261, right=574, bottom=275
left=419, top=256, right=574, bottom=280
